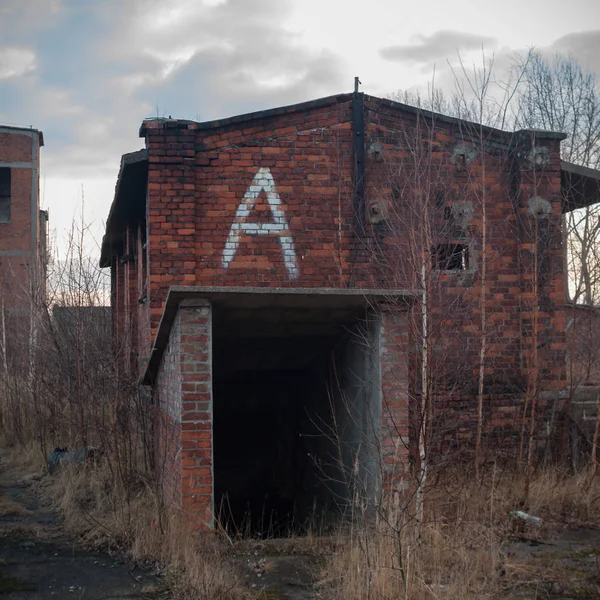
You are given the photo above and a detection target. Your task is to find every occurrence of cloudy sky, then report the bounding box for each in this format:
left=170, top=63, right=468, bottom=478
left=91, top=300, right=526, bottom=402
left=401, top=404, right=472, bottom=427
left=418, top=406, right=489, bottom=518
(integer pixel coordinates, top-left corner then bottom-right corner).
left=1, top=0, right=599, bottom=258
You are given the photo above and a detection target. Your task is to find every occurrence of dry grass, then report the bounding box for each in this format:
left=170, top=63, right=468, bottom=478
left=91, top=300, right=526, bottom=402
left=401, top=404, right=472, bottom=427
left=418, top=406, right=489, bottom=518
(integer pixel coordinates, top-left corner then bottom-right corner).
left=41, top=460, right=247, bottom=599
left=0, top=378, right=249, bottom=600
left=323, top=516, right=501, bottom=599
left=0, top=497, right=31, bottom=517
left=3, top=382, right=600, bottom=599
left=321, top=467, right=600, bottom=600
left=2, top=443, right=600, bottom=600
left=0, top=442, right=46, bottom=476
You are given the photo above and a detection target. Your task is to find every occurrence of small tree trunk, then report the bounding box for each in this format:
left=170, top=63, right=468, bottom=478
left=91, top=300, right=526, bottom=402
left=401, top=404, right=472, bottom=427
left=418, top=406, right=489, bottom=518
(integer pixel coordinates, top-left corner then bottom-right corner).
left=0, top=297, right=7, bottom=373
left=475, top=148, right=488, bottom=480
left=415, top=262, right=429, bottom=526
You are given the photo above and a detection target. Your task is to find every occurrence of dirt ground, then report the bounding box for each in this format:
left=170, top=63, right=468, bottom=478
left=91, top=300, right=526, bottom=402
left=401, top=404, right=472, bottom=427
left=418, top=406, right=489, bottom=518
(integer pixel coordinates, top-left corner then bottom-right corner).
left=0, top=452, right=319, bottom=600
left=1, top=450, right=600, bottom=600
left=0, top=454, right=169, bottom=600
left=501, top=528, right=600, bottom=598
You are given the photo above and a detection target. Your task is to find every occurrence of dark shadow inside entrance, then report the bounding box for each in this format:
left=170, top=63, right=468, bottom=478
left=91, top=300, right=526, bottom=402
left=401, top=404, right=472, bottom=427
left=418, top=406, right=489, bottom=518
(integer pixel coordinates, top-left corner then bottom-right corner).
left=212, top=301, right=381, bottom=536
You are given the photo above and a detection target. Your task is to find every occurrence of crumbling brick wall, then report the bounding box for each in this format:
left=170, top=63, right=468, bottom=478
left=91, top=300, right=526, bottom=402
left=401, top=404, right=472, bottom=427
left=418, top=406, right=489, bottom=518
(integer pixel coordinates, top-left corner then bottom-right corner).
left=106, top=93, right=572, bottom=523
left=362, top=99, right=567, bottom=455
left=154, top=300, right=213, bottom=526
left=0, top=127, right=44, bottom=368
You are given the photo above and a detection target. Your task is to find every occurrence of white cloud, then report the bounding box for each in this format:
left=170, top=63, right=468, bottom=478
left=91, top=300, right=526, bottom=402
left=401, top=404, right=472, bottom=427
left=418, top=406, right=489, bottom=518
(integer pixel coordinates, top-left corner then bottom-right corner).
left=0, top=46, right=36, bottom=79
left=381, top=31, right=499, bottom=64
left=1, top=1, right=599, bottom=259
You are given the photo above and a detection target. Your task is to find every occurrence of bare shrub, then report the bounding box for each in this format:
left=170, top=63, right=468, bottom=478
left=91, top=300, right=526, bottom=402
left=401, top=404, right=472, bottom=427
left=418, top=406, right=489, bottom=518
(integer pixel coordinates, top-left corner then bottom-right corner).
left=0, top=214, right=245, bottom=599
left=322, top=466, right=600, bottom=600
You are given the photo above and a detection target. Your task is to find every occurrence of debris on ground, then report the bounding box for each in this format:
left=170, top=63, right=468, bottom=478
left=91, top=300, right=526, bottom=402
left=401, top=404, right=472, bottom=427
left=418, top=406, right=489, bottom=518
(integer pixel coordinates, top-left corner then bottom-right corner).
left=47, top=447, right=99, bottom=474
left=509, top=509, right=543, bottom=526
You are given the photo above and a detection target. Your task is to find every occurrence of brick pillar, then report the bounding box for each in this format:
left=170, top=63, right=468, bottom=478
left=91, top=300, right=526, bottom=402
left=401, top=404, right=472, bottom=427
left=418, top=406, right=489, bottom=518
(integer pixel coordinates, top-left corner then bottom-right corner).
left=514, top=130, right=567, bottom=400
left=178, top=299, right=214, bottom=527
left=378, top=306, right=410, bottom=506
left=115, top=258, right=125, bottom=362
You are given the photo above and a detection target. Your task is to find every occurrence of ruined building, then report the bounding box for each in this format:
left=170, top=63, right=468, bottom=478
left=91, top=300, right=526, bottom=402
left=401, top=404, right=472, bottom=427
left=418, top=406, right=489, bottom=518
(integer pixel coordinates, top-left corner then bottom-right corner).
left=100, top=92, right=600, bottom=530
left=0, top=125, right=47, bottom=364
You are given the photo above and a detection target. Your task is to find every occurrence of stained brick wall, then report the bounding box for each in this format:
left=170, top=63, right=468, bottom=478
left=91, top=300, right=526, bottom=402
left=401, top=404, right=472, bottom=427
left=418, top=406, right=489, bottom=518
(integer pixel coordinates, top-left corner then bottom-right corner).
left=379, top=308, right=411, bottom=503
left=138, top=98, right=567, bottom=405
left=0, top=128, right=43, bottom=316
left=154, top=300, right=213, bottom=525
left=105, top=93, right=574, bottom=522
left=142, top=96, right=377, bottom=351
left=362, top=100, right=567, bottom=454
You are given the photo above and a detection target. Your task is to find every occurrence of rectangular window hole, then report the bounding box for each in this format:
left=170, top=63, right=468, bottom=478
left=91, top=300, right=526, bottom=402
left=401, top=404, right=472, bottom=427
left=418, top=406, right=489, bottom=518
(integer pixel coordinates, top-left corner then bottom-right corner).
left=435, top=189, right=445, bottom=208
left=0, top=168, right=11, bottom=223
left=433, top=244, right=469, bottom=270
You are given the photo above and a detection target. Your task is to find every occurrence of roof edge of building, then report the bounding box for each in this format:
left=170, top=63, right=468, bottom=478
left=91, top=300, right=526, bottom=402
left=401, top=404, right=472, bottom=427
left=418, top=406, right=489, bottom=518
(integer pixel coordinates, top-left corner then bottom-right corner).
left=99, top=149, right=148, bottom=267
left=0, top=125, right=44, bottom=146
left=138, top=92, right=353, bottom=137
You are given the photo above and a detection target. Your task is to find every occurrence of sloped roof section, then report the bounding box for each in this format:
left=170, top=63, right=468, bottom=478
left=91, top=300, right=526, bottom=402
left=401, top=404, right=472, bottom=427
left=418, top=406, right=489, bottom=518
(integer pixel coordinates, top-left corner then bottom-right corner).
left=562, top=161, right=600, bottom=212
left=99, top=149, right=147, bottom=267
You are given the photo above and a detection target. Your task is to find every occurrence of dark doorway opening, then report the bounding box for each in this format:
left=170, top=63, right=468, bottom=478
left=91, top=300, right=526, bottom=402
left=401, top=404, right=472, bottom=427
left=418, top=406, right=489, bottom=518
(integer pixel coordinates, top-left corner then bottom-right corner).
left=212, top=300, right=381, bottom=536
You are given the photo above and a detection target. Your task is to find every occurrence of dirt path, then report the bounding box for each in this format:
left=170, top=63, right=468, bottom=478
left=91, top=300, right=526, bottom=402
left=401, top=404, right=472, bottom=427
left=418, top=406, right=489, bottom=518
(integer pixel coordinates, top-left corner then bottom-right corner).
left=501, top=529, right=600, bottom=599
left=0, top=456, right=168, bottom=600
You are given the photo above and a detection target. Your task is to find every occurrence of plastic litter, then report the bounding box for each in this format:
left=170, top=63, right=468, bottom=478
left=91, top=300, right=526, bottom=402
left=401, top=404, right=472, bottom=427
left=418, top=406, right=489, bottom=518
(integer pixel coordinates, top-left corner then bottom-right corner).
left=509, top=509, right=542, bottom=526
left=47, top=447, right=98, bottom=474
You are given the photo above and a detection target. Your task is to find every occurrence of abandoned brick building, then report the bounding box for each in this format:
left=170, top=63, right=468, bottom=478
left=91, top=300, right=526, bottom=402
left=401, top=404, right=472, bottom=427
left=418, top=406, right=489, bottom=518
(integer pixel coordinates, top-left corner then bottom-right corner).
left=100, top=91, right=600, bottom=530
left=0, top=125, right=47, bottom=363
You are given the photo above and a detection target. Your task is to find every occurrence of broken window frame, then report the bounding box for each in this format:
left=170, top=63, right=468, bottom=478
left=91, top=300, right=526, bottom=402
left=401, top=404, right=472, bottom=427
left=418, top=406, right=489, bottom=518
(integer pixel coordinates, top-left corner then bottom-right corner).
left=432, top=243, right=470, bottom=271
left=431, top=197, right=473, bottom=273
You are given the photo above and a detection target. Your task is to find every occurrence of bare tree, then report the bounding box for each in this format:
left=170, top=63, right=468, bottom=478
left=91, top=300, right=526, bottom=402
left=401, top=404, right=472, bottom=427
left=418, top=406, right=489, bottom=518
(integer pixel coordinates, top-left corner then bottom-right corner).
left=517, top=51, right=600, bottom=306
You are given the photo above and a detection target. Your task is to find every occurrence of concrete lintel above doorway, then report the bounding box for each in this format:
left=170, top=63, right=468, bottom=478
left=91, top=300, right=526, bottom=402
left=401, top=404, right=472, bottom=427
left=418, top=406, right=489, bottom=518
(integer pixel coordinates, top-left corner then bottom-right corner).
left=142, top=286, right=419, bottom=385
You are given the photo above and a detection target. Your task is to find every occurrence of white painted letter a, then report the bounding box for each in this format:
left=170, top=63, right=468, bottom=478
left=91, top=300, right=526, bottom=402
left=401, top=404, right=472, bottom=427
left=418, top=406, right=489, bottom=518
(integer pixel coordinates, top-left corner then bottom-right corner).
left=221, top=167, right=299, bottom=279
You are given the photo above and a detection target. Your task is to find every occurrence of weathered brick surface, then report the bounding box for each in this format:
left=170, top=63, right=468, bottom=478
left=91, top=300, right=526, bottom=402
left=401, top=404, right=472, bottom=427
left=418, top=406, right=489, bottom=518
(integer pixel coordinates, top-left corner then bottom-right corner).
left=379, top=308, right=411, bottom=503
left=0, top=129, right=44, bottom=322
left=142, top=98, right=377, bottom=347
left=362, top=99, right=567, bottom=455
left=107, top=93, right=572, bottom=522
left=154, top=300, right=213, bottom=526
left=155, top=310, right=182, bottom=506
left=0, top=131, right=32, bottom=162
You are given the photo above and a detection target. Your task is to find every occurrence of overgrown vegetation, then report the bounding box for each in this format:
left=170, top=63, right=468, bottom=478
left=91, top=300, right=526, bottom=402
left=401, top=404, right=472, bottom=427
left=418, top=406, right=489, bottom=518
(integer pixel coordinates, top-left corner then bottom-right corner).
left=323, top=468, right=600, bottom=599
left=0, top=49, right=599, bottom=600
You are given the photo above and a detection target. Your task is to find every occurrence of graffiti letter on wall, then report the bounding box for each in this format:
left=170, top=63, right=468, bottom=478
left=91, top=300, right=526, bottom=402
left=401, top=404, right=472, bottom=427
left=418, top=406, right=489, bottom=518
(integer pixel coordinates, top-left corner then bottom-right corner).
left=222, top=167, right=299, bottom=279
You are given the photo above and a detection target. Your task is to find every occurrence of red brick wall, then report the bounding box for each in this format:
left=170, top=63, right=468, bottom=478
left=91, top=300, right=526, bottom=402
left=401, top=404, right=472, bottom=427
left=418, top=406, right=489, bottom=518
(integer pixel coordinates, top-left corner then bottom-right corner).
left=0, top=129, right=41, bottom=314
left=111, top=95, right=573, bottom=521
left=139, top=100, right=566, bottom=399
left=154, top=300, right=213, bottom=525
left=0, top=128, right=43, bottom=371
left=143, top=97, right=380, bottom=351
left=361, top=100, right=567, bottom=453
left=139, top=97, right=567, bottom=451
